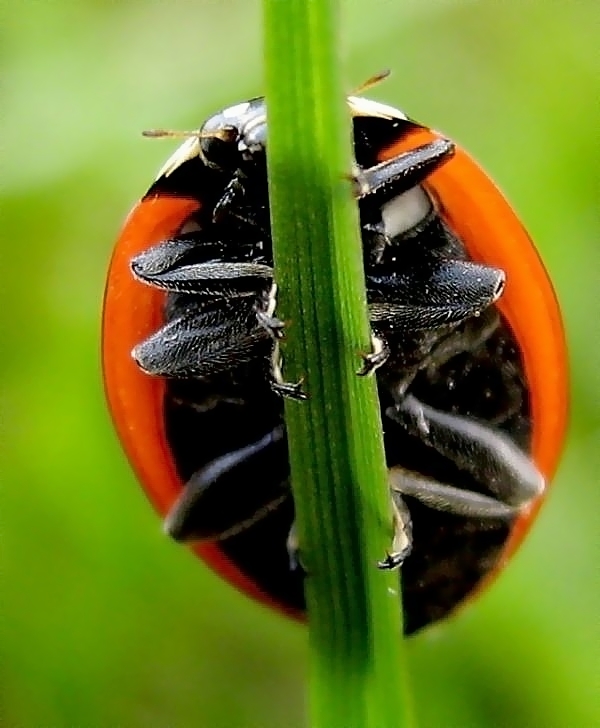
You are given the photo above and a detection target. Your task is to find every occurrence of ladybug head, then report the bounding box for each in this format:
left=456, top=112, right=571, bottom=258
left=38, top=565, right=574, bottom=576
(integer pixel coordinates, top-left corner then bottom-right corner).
left=199, top=98, right=267, bottom=170
left=148, top=98, right=268, bottom=181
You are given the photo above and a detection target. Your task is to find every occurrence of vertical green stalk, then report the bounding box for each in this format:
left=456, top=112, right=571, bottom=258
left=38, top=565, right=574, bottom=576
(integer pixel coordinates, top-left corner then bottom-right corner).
left=263, top=1, right=413, bottom=727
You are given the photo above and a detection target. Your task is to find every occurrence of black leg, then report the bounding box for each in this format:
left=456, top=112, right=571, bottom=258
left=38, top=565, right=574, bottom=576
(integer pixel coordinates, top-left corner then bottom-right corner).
left=352, top=138, right=455, bottom=201
left=212, top=172, right=247, bottom=223
left=164, top=426, right=289, bottom=541
left=367, top=259, right=505, bottom=333
left=132, top=303, right=270, bottom=378
left=388, top=467, right=516, bottom=519
left=133, top=294, right=308, bottom=402
left=386, top=394, right=544, bottom=512
left=131, top=236, right=272, bottom=298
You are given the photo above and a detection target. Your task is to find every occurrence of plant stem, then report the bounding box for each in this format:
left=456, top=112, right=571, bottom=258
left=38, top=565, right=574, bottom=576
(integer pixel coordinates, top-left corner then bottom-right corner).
left=263, top=1, right=413, bottom=726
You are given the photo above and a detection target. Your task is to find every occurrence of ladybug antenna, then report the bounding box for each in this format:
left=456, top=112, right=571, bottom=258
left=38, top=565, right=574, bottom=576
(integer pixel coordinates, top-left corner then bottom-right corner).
left=142, top=129, right=198, bottom=139
left=142, top=128, right=235, bottom=142
left=352, top=69, right=391, bottom=96
left=149, top=126, right=238, bottom=178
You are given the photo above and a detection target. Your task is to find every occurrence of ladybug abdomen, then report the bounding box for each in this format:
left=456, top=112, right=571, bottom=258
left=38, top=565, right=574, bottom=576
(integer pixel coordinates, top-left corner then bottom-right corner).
left=158, top=216, right=530, bottom=633
left=105, top=99, right=565, bottom=635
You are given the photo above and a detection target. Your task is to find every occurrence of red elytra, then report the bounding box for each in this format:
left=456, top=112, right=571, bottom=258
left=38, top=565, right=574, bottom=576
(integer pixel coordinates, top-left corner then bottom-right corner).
left=102, top=120, right=568, bottom=622
left=103, top=195, right=301, bottom=616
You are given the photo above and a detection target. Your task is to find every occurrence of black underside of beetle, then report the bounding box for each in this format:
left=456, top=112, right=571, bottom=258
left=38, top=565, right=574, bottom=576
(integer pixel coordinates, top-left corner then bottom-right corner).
left=146, top=115, right=531, bottom=634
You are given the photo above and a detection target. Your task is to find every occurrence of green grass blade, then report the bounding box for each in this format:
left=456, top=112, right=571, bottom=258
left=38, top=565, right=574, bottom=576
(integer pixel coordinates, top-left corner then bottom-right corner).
left=263, top=1, right=414, bottom=726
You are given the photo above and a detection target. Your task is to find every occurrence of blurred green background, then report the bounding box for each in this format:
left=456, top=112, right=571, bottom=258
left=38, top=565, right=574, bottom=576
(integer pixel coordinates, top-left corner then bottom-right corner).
left=3, top=1, right=598, bottom=726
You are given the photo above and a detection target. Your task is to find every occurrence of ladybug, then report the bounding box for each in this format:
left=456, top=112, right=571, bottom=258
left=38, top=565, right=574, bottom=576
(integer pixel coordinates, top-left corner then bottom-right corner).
left=102, top=95, right=567, bottom=634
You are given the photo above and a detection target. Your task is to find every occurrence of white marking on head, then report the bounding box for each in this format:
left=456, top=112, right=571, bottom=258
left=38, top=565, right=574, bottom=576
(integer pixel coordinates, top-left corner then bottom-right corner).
left=155, top=136, right=201, bottom=179
left=348, top=96, right=408, bottom=120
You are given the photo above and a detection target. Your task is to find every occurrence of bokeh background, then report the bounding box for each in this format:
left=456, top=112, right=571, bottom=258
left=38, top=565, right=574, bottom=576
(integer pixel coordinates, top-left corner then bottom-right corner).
left=3, top=0, right=598, bottom=726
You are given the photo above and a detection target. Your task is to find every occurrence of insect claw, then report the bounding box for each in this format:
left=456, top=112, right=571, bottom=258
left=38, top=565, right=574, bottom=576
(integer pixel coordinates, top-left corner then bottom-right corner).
left=357, top=334, right=389, bottom=376
left=377, top=551, right=407, bottom=570
left=377, top=495, right=413, bottom=570
left=271, top=379, right=309, bottom=401
left=256, top=310, right=286, bottom=339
